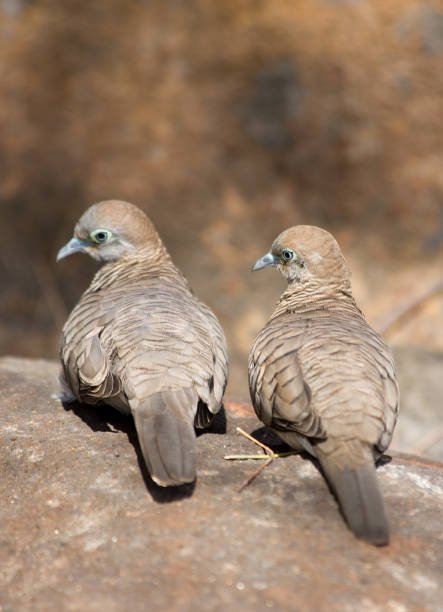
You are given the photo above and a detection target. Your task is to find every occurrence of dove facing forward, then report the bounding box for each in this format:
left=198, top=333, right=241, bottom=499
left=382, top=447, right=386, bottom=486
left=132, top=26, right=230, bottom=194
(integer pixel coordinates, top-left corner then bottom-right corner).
left=57, top=200, right=228, bottom=487
left=249, top=226, right=399, bottom=545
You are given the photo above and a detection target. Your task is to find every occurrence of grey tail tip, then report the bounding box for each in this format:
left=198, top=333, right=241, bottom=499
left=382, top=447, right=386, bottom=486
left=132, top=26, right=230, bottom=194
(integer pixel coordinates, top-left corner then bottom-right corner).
left=133, top=392, right=197, bottom=488
left=320, top=460, right=391, bottom=547
left=355, top=522, right=390, bottom=547
left=152, top=473, right=195, bottom=488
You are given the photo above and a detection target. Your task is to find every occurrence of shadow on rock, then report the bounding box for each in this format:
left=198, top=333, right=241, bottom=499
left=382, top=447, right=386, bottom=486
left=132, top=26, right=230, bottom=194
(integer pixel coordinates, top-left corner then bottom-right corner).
left=63, top=400, right=196, bottom=503
left=196, top=404, right=227, bottom=437
left=250, top=425, right=294, bottom=454
left=63, top=400, right=130, bottom=433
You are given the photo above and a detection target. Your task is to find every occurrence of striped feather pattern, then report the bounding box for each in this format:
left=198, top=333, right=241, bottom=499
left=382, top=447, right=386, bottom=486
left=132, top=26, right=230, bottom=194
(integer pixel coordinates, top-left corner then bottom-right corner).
left=59, top=201, right=228, bottom=487
left=249, top=225, right=399, bottom=544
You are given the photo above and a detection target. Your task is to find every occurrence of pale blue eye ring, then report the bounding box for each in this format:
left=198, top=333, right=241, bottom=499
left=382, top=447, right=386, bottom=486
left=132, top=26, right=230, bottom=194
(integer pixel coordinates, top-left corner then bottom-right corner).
left=281, top=248, right=294, bottom=262
left=90, top=229, right=112, bottom=244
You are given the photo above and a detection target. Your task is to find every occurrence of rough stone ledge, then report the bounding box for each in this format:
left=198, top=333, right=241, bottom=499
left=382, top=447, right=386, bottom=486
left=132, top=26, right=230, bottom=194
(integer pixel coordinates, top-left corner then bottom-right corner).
left=0, top=357, right=442, bottom=612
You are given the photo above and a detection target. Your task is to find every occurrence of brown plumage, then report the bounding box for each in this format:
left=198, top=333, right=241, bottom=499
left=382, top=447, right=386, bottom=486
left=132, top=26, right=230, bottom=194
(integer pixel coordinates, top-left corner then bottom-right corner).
left=57, top=200, right=228, bottom=487
left=249, top=226, right=399, bottom=545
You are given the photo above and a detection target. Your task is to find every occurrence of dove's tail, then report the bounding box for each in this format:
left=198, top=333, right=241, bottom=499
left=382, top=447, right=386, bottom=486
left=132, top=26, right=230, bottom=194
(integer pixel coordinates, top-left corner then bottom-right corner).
left=132, top=390, right=197, bottom=487
left=317, top=444, right=390, bottom=546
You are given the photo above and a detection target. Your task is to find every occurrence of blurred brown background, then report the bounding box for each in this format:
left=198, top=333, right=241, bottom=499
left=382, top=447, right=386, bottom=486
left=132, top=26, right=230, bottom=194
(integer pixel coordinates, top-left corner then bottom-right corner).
left=1, top=1, right=442, bottom=455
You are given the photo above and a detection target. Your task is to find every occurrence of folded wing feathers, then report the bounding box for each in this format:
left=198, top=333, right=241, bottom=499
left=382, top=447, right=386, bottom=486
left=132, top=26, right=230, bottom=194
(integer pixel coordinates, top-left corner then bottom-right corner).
left=59, top=259, right=228, bottom=487
left=249, top=295, right=399, bottom=544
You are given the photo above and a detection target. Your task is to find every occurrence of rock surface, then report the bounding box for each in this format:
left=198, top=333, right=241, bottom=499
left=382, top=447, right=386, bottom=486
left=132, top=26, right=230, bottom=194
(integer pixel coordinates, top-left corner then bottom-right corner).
left=0, top=357, right=442, bottom=611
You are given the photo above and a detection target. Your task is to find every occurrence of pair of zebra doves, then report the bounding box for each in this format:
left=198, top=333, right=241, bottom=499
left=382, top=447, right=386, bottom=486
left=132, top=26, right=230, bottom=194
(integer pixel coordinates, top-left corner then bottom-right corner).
left=56, top=200, right=399, bottom=546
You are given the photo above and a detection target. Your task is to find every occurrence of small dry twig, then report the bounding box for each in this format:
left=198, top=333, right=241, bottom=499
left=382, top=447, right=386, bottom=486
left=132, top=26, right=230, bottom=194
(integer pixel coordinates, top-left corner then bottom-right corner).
left=225, top=427, right=296, bottom=492
left=237, top=457, right=274, bottom=493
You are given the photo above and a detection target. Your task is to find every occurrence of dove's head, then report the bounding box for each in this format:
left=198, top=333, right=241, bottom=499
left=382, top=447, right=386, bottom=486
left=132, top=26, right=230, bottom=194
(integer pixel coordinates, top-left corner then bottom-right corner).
left=57, top=200, right=164, bottom=263
left=252, top=225, right=350, bottom=286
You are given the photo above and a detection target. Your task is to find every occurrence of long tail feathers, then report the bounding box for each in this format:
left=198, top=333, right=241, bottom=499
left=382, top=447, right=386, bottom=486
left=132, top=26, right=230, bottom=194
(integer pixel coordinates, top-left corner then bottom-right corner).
left=132, top=392, right=197, bottom=487
left=318, top=453, right=390, bottom=546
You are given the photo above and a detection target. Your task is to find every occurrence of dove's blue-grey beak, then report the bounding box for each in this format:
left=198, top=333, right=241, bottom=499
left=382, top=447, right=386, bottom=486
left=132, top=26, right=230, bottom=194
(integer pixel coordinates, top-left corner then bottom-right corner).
left=56, top=237, right=89, bottom=262
left=252, top=252, right=279, bottom=271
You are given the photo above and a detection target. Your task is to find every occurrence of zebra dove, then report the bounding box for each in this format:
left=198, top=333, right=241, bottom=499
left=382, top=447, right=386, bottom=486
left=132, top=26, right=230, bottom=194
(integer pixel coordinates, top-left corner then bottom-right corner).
left=57, top=200, right=228, bottom=487
left=249, top=226, right=399, bottom=545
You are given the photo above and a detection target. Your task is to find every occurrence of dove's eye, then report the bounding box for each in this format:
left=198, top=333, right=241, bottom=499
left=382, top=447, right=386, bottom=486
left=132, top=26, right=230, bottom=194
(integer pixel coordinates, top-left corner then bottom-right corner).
left=281, top=248, right=295, bottom=262
left=90, top=229, right=112, bottom=244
